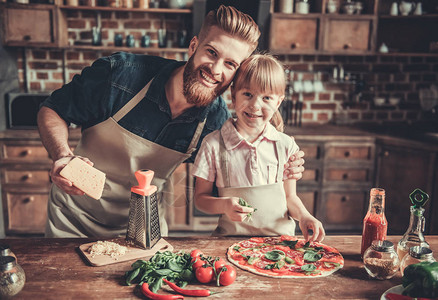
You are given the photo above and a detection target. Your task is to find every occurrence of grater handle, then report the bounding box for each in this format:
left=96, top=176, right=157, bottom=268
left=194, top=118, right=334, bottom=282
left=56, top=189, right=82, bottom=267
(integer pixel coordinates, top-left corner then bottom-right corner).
left=131, top=169, right=158, bottom=196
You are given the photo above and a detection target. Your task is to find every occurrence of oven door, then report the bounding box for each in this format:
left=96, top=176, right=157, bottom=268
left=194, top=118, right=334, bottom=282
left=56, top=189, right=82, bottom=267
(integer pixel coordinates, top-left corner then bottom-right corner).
left=6, top=92, right=50, bottom=129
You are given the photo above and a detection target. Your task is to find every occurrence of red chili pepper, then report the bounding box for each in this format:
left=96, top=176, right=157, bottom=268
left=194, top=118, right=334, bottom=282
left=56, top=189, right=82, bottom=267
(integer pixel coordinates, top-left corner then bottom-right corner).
left=141, top=283, right=184, bottom=300
left=163, top=279, right=212, bottom=297
left=385, top=293, right=429, bottom=300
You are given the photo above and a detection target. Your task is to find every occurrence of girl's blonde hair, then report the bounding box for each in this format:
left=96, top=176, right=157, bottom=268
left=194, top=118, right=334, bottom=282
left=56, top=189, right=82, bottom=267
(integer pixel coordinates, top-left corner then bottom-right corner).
left=198, top=5, right=260, bottom=53
left=232, top=53, right=286, bottom=132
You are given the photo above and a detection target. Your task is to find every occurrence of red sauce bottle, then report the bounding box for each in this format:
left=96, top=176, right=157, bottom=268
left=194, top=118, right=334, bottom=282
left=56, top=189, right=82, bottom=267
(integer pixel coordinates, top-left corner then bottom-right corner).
left=361, top=188, right=388, bottom=258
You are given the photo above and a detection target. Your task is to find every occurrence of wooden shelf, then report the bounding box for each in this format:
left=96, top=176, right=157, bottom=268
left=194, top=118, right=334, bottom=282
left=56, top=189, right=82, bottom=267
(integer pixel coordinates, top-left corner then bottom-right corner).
left=59, top=5, right=191, bottom=13
left=68, top=44, right=188, bottom=53
left=379, top=14, right=438, bottom=19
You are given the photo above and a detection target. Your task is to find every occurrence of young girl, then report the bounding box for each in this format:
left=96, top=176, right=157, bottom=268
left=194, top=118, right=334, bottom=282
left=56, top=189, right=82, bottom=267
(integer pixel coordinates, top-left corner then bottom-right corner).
left=192, top=54, right=325, bottom=242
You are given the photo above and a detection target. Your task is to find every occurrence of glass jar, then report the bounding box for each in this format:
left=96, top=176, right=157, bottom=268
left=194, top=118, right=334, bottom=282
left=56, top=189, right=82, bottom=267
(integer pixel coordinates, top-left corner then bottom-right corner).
left=0, top=256, right=25, bottom=298
left=0, top=245, right=16, bottom=261
left=400, top=246, right=436, bottom=276
left=363, top=240, right=400, bottom=280
left=397, top=205, right=429, bottom=262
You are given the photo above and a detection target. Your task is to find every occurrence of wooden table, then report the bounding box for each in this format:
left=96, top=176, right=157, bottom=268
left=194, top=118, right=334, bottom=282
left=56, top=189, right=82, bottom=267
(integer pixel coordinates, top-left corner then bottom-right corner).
left=2, top=235, right=437, bottom=299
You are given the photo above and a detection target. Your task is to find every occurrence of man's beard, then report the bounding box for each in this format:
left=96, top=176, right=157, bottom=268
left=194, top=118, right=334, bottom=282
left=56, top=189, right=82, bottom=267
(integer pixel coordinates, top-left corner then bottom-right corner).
left=182, top=55, right=229, bottom=107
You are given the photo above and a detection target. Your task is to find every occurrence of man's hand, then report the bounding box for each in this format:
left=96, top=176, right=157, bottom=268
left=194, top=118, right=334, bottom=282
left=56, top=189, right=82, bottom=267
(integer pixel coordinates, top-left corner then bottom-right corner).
left=284, top=150, right=305, bottom=180
left=50, top=156, right=93, bottom=195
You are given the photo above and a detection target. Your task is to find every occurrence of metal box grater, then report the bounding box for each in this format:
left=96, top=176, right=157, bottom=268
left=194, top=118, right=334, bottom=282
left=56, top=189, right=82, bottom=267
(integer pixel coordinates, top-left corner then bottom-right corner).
left=126, top=169, right=161, bottom=249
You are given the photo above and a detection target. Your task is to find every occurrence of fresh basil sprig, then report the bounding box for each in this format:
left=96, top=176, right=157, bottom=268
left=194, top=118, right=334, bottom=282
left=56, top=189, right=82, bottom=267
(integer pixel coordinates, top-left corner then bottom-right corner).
left=124, top=250, right=194, bottom=292
left=238, top=198, right=257, bottom=222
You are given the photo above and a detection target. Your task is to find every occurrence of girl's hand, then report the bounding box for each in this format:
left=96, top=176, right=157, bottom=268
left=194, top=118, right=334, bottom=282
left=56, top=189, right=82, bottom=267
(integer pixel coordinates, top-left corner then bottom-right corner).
left=225, top=197, right=255, bottom=222
left=298, top=215, right=325, bottom=242
left=284, top=150, right=305, bottom=180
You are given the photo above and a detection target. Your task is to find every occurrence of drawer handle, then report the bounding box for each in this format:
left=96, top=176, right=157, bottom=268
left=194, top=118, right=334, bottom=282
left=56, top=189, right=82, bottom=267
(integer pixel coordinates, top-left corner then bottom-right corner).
left=290, top=42, right=300, bottom=49
left=23, top=35, right=31, bottom=41
left=342, top=173, right=349, bottom=180
left=341, top=196, right=348, bottom=202
left=384, top=151, right=389, bottom=157
left=22, top=173, right=33, bottom=181
left=344, top=151, right=351, bottom=157
left=20, top=149, right=32, bottom=157
left=343, top=43, right=352, bottom=50
left=23, top=197, right=35, bottom=203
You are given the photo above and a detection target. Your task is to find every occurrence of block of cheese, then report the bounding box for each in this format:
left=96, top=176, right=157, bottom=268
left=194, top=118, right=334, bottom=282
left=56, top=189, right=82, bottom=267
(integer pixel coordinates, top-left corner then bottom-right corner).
left=60, top=157, right=106, bottom=200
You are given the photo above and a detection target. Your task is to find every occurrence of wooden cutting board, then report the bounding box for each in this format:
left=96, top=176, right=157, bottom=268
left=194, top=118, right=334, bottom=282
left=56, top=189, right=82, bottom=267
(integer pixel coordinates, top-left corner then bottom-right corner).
left=78, top=238, right=173, bottom=267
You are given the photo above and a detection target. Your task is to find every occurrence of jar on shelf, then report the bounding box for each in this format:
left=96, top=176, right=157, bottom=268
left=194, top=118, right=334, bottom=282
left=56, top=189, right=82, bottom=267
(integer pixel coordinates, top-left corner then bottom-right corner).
left=363, top=240, right=400, bottom=280
left=0, top=256, right=25, bottom=298
left=400, top=246, right=436, bottom=276
left=0, top=245, right=16, bottom=261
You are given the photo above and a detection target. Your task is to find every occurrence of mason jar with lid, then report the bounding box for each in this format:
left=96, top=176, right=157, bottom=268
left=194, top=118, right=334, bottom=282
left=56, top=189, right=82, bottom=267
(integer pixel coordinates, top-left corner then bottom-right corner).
left=0, top=256, right=25, bottom=298
left=400, top=246, right=436, bottom=276
left=363, top=240, right=400, bottom=280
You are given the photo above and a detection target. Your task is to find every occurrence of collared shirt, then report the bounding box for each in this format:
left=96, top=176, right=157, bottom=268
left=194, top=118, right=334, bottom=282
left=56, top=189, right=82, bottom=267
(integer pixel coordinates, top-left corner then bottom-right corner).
left=192, top=118, right=299, bottom=188
left=41, top=52, right=231, bottom=162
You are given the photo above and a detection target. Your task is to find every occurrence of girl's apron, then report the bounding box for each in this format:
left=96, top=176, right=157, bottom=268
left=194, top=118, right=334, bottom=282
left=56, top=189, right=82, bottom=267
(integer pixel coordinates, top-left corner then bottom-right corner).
left=212, top=132, right=296, bottom=236
left=46, top=80, right=206, bottom=238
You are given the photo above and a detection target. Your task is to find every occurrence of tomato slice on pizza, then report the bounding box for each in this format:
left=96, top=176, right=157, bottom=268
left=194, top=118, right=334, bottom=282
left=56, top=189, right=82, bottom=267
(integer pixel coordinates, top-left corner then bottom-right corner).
left=227, top=236, right=344, bottom=278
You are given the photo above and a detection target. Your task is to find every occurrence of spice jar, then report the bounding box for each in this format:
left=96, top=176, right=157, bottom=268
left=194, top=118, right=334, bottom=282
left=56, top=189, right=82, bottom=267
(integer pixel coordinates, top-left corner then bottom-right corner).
left=0, top=256, right=25, bottom=298
left=363, top=240, right=400, bottom=280
left=0, top=245, right=16, bottom=261
left=400, top=246, right=436, bottom=276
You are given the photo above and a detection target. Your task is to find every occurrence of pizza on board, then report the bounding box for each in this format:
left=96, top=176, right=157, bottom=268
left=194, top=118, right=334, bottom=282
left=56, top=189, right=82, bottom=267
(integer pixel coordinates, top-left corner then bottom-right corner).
left=227, top=235, right=344, bottom=278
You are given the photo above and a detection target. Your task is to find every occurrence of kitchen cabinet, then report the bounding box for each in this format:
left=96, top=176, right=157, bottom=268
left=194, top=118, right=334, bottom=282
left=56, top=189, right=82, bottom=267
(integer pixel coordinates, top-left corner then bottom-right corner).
left=270, top=0, right=378, bottom=55
left=0, top=129, right=80, bottom=235
left=376, top=1, right=438, bottom=54
left=0, top=2, right=191, bottom=54
left=269, top=14, right=320, bottom=54
left=0, top=3, right=66, bottom=47
left=375, top=138, right=438, bottom=235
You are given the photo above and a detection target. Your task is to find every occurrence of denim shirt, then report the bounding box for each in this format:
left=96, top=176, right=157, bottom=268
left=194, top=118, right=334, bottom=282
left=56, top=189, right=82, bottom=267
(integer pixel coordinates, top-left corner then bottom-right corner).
left=41, top=52, right=231, bottom=163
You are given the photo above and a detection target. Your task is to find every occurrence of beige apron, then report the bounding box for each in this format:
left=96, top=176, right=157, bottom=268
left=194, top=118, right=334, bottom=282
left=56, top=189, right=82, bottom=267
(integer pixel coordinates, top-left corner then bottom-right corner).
left=46, top=80, right=206, bottom=238
left=213, top=132, right=296, bottom=236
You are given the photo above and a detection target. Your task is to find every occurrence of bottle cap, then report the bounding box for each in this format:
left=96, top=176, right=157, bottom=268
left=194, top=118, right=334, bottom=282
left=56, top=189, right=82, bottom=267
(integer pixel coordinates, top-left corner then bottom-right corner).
left=370, top=188, right=385, bottom=196
left=0, top=256, right=16, bottom=271
left=371, top=240, right=394, bottom=252
left=409, top=246, right=433, bottom=259
left=0, top=244, right=11, bottom=256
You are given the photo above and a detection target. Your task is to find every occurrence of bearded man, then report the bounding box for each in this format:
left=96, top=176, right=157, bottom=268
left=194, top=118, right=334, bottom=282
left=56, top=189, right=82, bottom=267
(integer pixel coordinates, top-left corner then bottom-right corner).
left=38, top=5, right=305, bottom=238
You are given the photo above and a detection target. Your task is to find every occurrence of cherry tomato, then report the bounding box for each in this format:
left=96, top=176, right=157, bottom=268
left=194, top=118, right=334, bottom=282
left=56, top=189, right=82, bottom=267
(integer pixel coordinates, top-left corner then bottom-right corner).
left=190, top=249, right=203, bottom=259
left=214, top=258, right=227, bottom=272
left=195, top=265, right=215, bottom=283
left=218, top=265, right=237, bottom=286
left=192, top=256, right=206, bottom=269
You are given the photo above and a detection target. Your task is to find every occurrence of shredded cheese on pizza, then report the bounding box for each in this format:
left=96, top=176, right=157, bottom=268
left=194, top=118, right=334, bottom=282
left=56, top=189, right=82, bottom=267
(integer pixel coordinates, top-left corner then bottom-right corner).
left=88, top=241, right=128, bottom=259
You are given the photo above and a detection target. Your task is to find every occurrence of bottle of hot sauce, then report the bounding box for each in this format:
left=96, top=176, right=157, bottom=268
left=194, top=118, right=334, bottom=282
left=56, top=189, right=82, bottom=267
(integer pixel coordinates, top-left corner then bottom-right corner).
left=361, top=188, right=388, bottom=258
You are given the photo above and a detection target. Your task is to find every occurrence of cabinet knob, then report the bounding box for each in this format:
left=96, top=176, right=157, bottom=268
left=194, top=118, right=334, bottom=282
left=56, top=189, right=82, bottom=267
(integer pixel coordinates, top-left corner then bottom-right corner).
left=343, top=43, right=352, bottom=50
left=21, top=149, right=32, bottom=157
left=23, top=35, right=31, bottom=41
left=290, top=42, right=300, bottom=49
left=23, top=196, right=35, bottom=203
left=342, top=173, right=349, bottom=180
left=22, top=173, right=33, bottom=181
left=341, top=196, right=348, bottom=202
left=344, top=151, right=351, bottom=157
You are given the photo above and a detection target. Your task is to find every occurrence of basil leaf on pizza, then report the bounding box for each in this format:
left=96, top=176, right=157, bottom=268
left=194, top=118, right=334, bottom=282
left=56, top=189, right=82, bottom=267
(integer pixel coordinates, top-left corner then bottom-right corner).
left=303, top=250, right=323, bottom=262
left=227, top=236, right=344, bottom=278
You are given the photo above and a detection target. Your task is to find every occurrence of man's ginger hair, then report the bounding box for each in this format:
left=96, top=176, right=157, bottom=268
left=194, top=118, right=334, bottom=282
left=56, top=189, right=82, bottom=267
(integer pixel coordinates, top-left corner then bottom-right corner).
left=198, top=5, right=261, bottom=52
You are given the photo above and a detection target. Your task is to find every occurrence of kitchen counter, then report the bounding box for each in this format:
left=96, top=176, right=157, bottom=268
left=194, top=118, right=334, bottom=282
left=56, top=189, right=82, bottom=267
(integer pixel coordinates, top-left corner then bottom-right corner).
left=2, top=235, right=438, bottom=299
